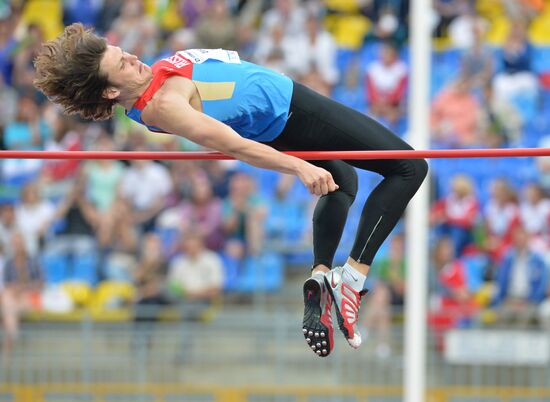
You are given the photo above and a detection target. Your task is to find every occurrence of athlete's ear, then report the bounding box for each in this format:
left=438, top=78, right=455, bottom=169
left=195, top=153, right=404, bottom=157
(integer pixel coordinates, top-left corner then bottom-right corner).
left=102, top=86, right=120, bottom=100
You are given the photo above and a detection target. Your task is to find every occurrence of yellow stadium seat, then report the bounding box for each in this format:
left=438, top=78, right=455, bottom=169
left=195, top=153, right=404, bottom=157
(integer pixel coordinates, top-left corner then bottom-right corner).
left=322, top=0, right=360, bottom=13
left=90, top=280, right=136, bottom=312
left=485, top=16, right=511, bottom=46
left=61, top=281, right=93, bottom=307
left=529, top=7, right=550, bottom=45
left=21, top=0, right=63, bottom=40
left=324, top=14, right=371, bottom=50
left=476, top=0, right=505, bottom=20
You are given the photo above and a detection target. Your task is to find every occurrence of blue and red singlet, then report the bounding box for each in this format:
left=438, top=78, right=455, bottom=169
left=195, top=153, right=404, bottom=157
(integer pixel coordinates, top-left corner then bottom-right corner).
left=126, top=49, right=294, bottom=142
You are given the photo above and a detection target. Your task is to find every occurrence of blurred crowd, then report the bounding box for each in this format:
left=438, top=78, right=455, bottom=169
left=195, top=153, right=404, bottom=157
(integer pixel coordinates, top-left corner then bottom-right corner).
left=1, top=0, right=550, bottom=360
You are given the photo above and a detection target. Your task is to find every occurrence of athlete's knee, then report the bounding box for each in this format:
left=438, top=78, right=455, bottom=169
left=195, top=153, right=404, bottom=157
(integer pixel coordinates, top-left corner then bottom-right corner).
left=413, top=158, right=429, bottom=183
left=398, top=158, right=428, bottom=184
left=337, top=165, right=358, bottom=201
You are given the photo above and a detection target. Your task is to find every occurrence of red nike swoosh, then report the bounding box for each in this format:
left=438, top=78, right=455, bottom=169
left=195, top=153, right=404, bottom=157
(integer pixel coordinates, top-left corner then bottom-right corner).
left=331, top=275, right=338, bottom=288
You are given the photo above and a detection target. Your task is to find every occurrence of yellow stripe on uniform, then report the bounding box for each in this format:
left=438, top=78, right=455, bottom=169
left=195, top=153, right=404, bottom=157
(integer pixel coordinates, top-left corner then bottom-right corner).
left=193, top=81, right=236, bottom=101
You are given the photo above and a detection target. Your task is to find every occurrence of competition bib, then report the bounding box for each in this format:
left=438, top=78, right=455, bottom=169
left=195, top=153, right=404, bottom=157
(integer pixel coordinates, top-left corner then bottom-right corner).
left=178, top=49, right=241, bottom=64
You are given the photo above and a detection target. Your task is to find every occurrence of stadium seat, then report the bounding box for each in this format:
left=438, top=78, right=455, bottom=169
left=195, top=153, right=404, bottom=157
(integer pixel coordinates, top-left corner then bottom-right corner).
left=42, top=252, right=69, bottom=285
left=236, top=252, right=284, bottom=293
left=72, top=253, right=99, bottom=286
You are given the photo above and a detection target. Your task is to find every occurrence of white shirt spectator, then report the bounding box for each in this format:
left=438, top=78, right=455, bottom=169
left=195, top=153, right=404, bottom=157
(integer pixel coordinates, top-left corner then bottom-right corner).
left=520, top=199, right=550, bottom=235
left=120, top=162, right=173, bottom=210
left=259, top=2, right=307, bottom=39
left=484, top=201, right=519, bottom=236
left=15, top=200, right=56, bottom=256
left=366, top=59, right=408, bottom=103
left=508, top=253, right=530, bottom=299
left=168, top=250, right=223, bottom=295
left=290, top=31, right=339, bottom=85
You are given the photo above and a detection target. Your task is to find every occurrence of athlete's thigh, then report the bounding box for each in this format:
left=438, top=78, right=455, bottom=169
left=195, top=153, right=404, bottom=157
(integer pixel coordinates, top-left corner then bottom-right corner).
left=289, top=82, right=412, bottom=152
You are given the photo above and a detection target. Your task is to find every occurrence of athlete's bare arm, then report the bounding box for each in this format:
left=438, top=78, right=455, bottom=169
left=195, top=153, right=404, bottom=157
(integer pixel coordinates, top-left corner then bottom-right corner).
left=142, top=77, right=339, bottom=196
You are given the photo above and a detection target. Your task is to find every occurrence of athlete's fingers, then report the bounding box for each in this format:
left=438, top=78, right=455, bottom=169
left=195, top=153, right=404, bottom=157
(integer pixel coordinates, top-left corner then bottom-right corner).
left=312, top=182, right=321, bottom=196
left=328, top=180, right=338, bottom=192
left=319, top=180, right=329, bottom=195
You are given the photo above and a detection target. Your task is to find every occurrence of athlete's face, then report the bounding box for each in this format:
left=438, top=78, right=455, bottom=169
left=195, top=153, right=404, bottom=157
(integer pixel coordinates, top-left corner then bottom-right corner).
left=100, top=45, right=152, bottom=100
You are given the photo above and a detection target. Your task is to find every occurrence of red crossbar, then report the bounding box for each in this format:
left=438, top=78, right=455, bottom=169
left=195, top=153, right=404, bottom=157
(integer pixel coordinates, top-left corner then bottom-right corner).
left=0, top=148, right=548, bottom=160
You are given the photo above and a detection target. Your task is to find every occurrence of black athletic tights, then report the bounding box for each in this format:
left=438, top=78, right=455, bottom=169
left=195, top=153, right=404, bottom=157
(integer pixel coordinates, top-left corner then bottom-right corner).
left=263, top=82, right=428, bottom=267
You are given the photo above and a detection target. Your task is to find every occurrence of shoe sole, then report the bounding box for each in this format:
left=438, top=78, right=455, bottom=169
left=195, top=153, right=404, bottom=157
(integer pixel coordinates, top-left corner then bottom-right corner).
left=302, top=278, right=331, bottom=357
left=323, top=276, right=350, bottom=340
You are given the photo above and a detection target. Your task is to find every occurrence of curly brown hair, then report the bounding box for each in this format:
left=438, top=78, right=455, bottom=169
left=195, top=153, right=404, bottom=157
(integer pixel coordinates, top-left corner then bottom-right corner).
left=33, top=23, right=116, bottom=121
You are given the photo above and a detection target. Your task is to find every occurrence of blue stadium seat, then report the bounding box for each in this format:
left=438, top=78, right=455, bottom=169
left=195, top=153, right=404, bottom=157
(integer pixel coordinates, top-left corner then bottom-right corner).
left=220, top=253, right=240, bottom=292
left=265, top=198, right=306, bottom=243
left=532, top=46, right=550, bottom=74
left=155, top=227, right=181, bottom=258
left=236, top=252, right=284, bottom=293
left=72, top=253, right=98, bottom=286
left=42, top=253, right=69, bottom=285
left=462, top=253, right=489, bottom=292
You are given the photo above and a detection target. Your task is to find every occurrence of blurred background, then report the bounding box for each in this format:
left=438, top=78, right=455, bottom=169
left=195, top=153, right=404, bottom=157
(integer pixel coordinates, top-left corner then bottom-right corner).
left=0, top=0, right=550, bottom=401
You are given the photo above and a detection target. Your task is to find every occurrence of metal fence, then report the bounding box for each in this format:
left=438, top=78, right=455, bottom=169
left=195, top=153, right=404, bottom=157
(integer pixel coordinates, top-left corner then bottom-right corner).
left=1, top=308, right=549, bottom=402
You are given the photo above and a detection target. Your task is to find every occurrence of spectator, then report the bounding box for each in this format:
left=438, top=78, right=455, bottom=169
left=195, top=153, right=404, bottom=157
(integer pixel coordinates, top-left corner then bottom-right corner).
left=82, top=133, right=127, bottom=249
left=364, top=0, right=409, bottom=45
left=158, top=172, right=224, bottom=252
left=0, top=73, right=17, bottom=129
left=362, top=233, right=406, bottom=359
left=483, top=178, right=520, bottom=262
left=41, top=107, right=82, bottom=194
left=167, top=232, right=223, bottom=318
left=432, top=0, right=473, bottom=38
left=4, top=95, right=50, bottom=151
left=107, top=0, right=158, bottom=64
left=2, top=95, right=50, bottom=186
left=501, top=0, right=544, bottom=22
left=83, top=133, right=126, bottom=213
left=0, top=12, right=19, bottom=85
left=195, top=0, right=238, bottom=50
left=332, top=60, right=366, bottom=112
left=293, top=11, right=339, bottom=94
left=158, top=28, right=197, bottom=60
left=11, top=23, right=44, bottom=92
left=100, top=197, right=139, bottom=282
left=430, top=236, right=478, bottom=335
left=178, top=0, right=213, bottom=29
left=430, top=75, right=481, bottom=147
left=365, top=41, right=408, bottom=126
left=493, top=225, right=549, bottom=328
left=492, top=20, right=538, bottom=114
left=478, top=82, right=522, bottom=147
left=1, top=231, right=42, bottom=361
left=448, top=6, right=487, bottom=50
left=259, top=0, right=306, bottom=40
left=222, top=172, right=266, bottom=257
left=430, top=174, right=479, bottom=257
left=459, top=18, right=493, bottom=88
left=119, top=146, right=173, bottom=234
left=43, top=174, right=97, bottom=285
left=15, top=181, right=56, bottom=257
left=133, top=232, right=169, bottom=320
left=519, top=183, right=550, bottom=250
left=0, top=203, right=16, bottom=257
left=254, top=22, right=295, bottom=76
left=536, top=135, right=550, bottom=193
left=203, top=160, right=235, bottom=199
left=95, top=0, right=123, bottom=34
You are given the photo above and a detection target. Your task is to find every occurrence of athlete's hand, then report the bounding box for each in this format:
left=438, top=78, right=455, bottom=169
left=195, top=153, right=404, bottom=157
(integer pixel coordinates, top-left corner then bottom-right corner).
left=296, top=162, right=339, bottom=196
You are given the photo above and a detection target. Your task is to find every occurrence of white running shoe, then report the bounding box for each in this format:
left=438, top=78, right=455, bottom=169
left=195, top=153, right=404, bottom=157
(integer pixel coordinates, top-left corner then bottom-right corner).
left=324, top=266, right=368, bottom=349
